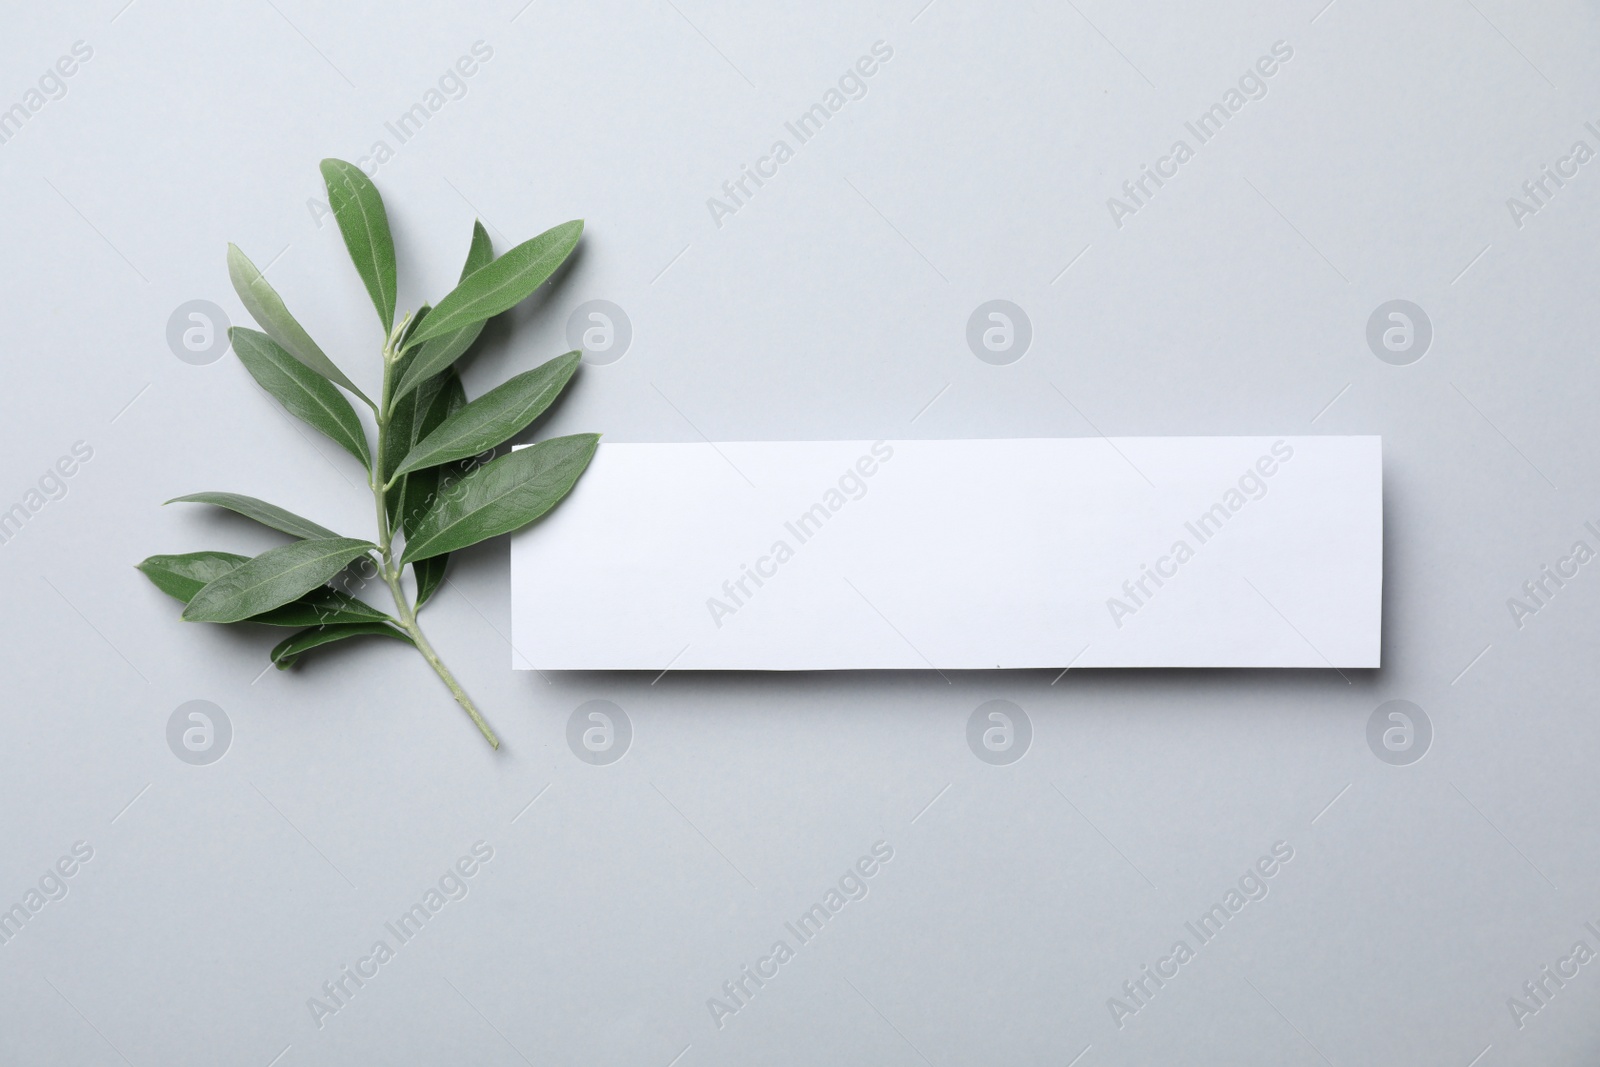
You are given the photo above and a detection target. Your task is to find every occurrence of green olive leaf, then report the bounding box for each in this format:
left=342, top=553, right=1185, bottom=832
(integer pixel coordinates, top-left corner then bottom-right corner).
left=227, top=242, right=370, bottom=403
left=400, top=433, right=599, bottom=564
left=412, top=555, right=449, bottom=609
left=250, top=588, right=393, bottom=627
left=182, top=538, right=376, bottom=623
left=393, top=369, right=467, bottom=527
left=382, top=366, right=425, bottom=526
left=464, top=218, right=493, bottom=274
left=321, top=159, right=397, bottom=333
left=398, top=373, right=468, bottom=604
left=165, top=492, right=341, bottom=540
left=403, top=220, right=580, bottom=350
left=392, top=221, right=495, bottom=402
left=232, top=327, right=372, bottom=471
left=384, top=357, right=460, bottom=525
left=137, top=551, right=250, bottom=601
left=391, top=352, right=579, bottom=480
left=137, top=551, right=389, bottom=625
left=271, top=622, right=413, bottom=669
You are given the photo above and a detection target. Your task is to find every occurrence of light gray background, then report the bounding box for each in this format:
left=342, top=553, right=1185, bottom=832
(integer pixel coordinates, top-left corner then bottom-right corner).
left=2, top=0, right=1597, bottom=1064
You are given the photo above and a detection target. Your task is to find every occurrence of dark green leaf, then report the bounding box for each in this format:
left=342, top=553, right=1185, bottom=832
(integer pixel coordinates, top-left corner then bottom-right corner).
left=463, top=218, right=493, bottom=269
left=392, top=221, right=495, bottom=402
left=384, top=364, right=463, bottom=526
left=392, top=352, right=579, bottom=479
left=232, top=327, right=372, bottom=470
left=183, top=538, right=376, bottom=623
left=396, top=373, right=469, bottom=598
left=382, top=368, right=425, bottom=525
left=400, top=433, right=599, bottom=564
left=407, top=371, right=467, bottom=492
left=380, top=301, right=443, bottom=519
left=320, top=159, right=397, bottom=333
left=413, top=555, right=449, bottom=608
left=404, top=220, right=580, bottom=349
left=392, top=311, right=480, bottom=405
left=137, top=551, right=249, bottom=601
left=138, top=551, right=390, bottom=625
left=165, top=492, right=340, bottom=540
left=227, top=243, right=370, bottom=402
left=271, top=622, right=413, bottom=669
left=250, top=587, right=393, bottom=627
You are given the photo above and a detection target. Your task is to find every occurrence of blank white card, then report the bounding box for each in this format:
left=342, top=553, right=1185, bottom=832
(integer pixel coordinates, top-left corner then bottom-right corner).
left=510, top=437, right=1382, bottom=670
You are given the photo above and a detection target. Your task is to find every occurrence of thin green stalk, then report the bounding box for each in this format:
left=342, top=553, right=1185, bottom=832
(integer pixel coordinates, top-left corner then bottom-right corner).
left=368, top=320, right=500, bottom=749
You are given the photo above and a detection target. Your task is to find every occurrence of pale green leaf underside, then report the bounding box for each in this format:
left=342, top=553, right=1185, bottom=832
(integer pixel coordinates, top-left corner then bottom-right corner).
left=227, top=242, right=369, bottom=402
left=165, top=492, right=341, bottom=540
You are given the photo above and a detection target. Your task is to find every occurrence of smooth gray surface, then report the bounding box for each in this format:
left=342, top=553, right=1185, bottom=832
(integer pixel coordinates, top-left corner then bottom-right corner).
left=2, top=1, right=1598, bottom=1064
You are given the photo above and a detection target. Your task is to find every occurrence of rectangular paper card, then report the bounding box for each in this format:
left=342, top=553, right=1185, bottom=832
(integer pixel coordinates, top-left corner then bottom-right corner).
left=510, top=437, right=1382, bottom=671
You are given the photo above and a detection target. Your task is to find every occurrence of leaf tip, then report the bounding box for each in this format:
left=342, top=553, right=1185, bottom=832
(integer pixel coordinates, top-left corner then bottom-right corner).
left=320, top=157, right=363, bottom=181
left=226, top=243, right=256, bottom=285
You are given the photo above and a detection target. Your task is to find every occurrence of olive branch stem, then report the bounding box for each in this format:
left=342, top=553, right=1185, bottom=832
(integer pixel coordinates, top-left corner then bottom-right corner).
left=370, top=314, right=499, bottom=748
